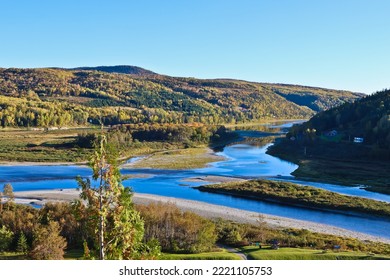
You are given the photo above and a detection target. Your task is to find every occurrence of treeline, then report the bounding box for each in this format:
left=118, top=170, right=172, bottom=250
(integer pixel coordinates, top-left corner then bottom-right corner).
left=110, top=123, right=232, bottom=144
left=0, top=95, right=218, bottom=128
left=136, top=203, right=216, bottom=253
left=0, top=67, right=362, bottom=127
left=0, top=96, right=88, bottom=127
left=75, top=123, right=236, bottom=149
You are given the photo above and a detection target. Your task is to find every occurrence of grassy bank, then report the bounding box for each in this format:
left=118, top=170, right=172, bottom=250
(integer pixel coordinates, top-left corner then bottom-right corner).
left=0, top=127, right=183, bottom=163
left=267, top=139, right=390, bottom=195
left=239, top=246, right=390, bottom=260
left=0, top=125, right=237, bottom=166
left=128, top=147, right=225, bottom=169
left=196, top=179, right=390, bottom=218
left=0, top=127, right=97, bottom=162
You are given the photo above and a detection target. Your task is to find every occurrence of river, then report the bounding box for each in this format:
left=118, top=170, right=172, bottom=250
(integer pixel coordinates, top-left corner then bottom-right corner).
left=1, top=121, right=390, bottom=240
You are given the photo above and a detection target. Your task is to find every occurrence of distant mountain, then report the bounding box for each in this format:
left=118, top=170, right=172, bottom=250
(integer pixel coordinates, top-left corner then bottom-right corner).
left=269, top=83, right=364, bottom=111
left=69, top=65, right=157, bottom=76
left=0, top=66, right=363, bottom=127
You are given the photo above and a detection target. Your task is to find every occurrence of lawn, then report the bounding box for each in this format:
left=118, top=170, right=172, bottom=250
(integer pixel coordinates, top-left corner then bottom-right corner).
left=62, top=248, right=241, bottom=260
left=0, top=252, right=27, bottom=260
left=160, top=250, right=242, bottom=260
left=239, top=246, right=390, bottom=260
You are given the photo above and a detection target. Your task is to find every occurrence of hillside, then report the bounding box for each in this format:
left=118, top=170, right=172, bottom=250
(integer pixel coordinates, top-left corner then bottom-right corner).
left=288, top=89, right=390, bottom=152
left=0, top=66, right=362, bottom=127
left=268, top=89, right=390, bottom=194
left=69, top=65, right=157, bottom=76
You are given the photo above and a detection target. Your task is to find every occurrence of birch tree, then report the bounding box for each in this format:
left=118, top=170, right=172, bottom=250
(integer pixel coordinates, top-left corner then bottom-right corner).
left=77, top=136, right=147, bottom=260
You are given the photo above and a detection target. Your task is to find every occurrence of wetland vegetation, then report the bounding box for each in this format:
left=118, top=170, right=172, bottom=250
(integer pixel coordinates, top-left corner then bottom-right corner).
left=196, top=179, right=390, bottom=218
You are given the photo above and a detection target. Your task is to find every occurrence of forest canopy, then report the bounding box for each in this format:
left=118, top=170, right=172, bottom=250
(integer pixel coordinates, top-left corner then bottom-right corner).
left=0, top=67, right=363, bottom=127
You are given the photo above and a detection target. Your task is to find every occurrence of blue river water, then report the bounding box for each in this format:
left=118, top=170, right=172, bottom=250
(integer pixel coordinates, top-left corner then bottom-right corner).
left=1, top=122, right=390, bottom=240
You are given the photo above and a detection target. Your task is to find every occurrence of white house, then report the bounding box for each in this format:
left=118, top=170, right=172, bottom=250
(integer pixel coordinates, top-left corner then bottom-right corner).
left=353, top=137, right=364, bottom=143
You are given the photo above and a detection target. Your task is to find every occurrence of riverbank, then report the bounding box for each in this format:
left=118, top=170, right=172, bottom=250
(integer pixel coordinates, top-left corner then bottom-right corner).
left=0, top=127, right=97, bottom=163
left=13, top=189, right=390, bottom=244
left=267, top=139, right=390, bottom=195
left=0, top=146, right=225, bottom=170
left=121, top=147, right=226, bottom=169
left=183, top=175, right=247, bottom=184
left=196, top=179, right=390, bottom=219
left=0, top=161, right=87, bottom=166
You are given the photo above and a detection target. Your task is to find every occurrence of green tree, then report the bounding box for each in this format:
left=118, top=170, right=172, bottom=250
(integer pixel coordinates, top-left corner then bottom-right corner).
left=77, top=135, right=151, bottom=260
left=2, top=183, right=14, bottom=210
left=29, top=221, right=67, bottom=260
left=137, top=202, right=216, bottom=253
left=0, top=225, right=14, bottom=252
left=16, top=232, right=29, bottom=253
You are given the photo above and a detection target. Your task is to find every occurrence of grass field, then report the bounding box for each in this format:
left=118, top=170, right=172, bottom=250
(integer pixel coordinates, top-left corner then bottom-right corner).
left=62, top=246, right=390, bottom=260
left=60, top=249, right=241, bottom=260
left=160, top=250, right=242, bottom=260
left=239, top=246, right=390, bottom=260
left=0, top=252, right=27, bottom=260
left=0, top=127, right=97, bottom=162
left=3, top=246, right=389, bottom=260
left=0, top=128, right=226, bottom=169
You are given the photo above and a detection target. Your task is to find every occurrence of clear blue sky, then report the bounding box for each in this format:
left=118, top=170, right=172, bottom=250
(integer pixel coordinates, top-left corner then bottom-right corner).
left=1, top=0, right=389, bottom=94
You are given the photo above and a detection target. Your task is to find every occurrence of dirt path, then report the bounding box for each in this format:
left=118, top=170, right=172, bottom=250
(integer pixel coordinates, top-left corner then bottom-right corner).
left=218, top=244, right=247, bottom=260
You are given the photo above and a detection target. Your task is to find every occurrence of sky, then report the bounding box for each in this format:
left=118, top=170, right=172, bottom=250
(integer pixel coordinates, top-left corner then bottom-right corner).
left=0, top=0, right=389, bottom=94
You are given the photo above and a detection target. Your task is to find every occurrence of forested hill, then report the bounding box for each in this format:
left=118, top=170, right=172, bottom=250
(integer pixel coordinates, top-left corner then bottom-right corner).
left=0, top=66, right=362, bottom=127
left=288, top=89, right=390, bottom=152
left=69, top=65, right=157, bottom=76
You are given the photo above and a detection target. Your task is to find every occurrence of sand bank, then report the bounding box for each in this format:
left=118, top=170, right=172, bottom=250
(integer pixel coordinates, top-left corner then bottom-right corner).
left=183, top=175, right=246, bottom=184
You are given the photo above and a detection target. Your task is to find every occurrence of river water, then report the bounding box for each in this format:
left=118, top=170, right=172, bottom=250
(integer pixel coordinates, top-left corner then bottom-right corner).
left=1, top=122, right=390, bottom=239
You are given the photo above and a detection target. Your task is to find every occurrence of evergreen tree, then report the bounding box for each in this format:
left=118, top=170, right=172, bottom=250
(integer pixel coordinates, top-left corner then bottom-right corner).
left=0, top=225, right=14, bottom=252
left=16, top=232, right=29, bottom=253
left=29, top=221, right=67, bottom=260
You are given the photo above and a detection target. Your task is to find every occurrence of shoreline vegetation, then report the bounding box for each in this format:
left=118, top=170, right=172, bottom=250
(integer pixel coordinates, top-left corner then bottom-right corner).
left=195, top=179, right=390, bottom=219
left=266, top=89, right=390, bottom=195
left=12, top=189, right=390, bottom=244
left=0, top=123, right=240, bottom=169
left=121, top=147, right=225, bottom=170
left=0, top=146, right=225, bottom=170
left=267, top=140, right=390, bottom=195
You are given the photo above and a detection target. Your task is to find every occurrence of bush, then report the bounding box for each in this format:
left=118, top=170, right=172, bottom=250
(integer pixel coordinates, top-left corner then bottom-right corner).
left=0, top=225, right=14, bottom=252
left=137, top=202, right=217, bottom=253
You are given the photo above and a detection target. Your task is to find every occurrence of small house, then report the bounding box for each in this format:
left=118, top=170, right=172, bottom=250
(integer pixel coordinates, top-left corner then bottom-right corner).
left=353, top=137, right=364, bottom=143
